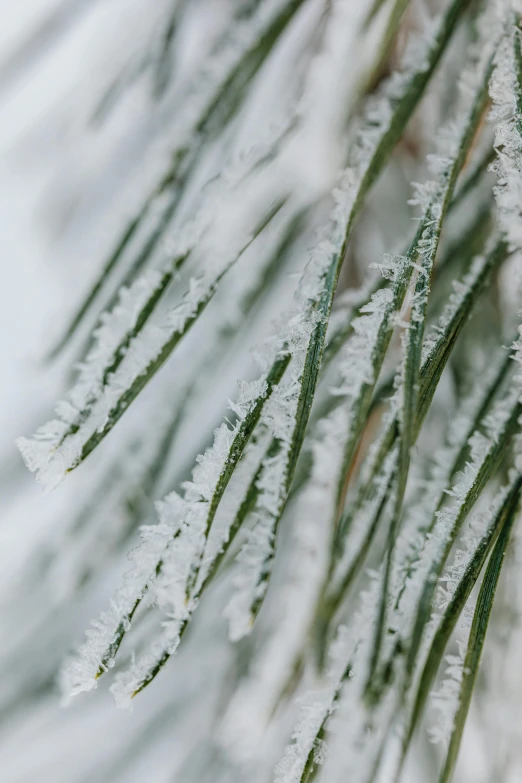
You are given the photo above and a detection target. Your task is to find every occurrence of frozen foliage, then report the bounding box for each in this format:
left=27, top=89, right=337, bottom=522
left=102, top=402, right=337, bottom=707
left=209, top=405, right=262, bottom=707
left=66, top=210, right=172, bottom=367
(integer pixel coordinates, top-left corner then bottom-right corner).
left=421, top=247, right=501, bottom=364
left=61, top=370, right=275, bottom=695
left=17, top=130, right=293, bottom=490
left=8, top=1, right=522, bottom=783
left=274, top=571, right=384, bottom=783
left=391, top=349, right=512, bottom=622
left=218, top=443, right=334, bottom=761
left=421, top=477, right=515, bottom=745
left=224, top=313, right=322, bottom=640
left=428, top=638, right=467, bottom=747
left=59, top=490, right=182, bottom=696
left=329, top=445, right=398, bottom=599
left=397, top=388, right=519, bottom=636
left=331, top=286, right=395, bottom=398
left=489, top=10, right=522, bottom=248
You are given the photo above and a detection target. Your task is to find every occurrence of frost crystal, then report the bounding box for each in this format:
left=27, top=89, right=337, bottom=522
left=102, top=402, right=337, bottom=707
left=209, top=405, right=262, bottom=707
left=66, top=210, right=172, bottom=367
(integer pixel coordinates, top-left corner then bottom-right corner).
left=490, top=15, right=522, bottom=249
left=428, top=639, right=466, bottom=747
left=17, top=114, right=291, bottom=490
left=60, top=492, right=183, bottom=697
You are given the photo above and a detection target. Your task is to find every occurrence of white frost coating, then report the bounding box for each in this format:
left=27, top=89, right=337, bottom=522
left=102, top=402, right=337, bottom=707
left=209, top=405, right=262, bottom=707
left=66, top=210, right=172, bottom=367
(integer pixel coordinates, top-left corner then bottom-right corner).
left=223, top=325, right=314, bottom=641
left=394, top=387, right=519, bottom=645
left=266, top=441, right=395, bottom=779
left=284, top=0, right=478, bottom=315
left=56, top=219, right=295, bottom=600
left=223, top=504, right=278, bottom=642
left=324, top=686, right=398, bottom=783
left=195, top=433, right=269, bottom=591
left=60, top=369, right=273, bottom=699
left=71, top=312, right=284, bottom=707
left=310, top=570, right=401, bottom=783
left=110, top=618, right=184, bottom=710
left=324, top=278, right=376, bottom=360
left=391, top=343, right=513, bottom=618
left=218, top=278, right=402, bottom=756
left=218, top=451, right=333, bottom=761
left=430, top=482, right=510, bottom=629
left=59, top=490, right=185, bottom=698
left=379, top=0, right=511, bottom=631
left=107, top=336, right=308, bottom=701
left=330, top=287, right=394, bottom=398
left=308, top=403, right=354, bottom=491
left=154, top=381, right=269, bottom=599
left=412, top=475, right=514, bottom=700
left=18, top=0, right=482, bottom=492
left=428, top=638, right=467, bottom=747
left=421, top=249, right=495, bottom=364
left=219, top=183, right=354, bottom=642
left=408, top=5, right=503, bottom=246
left=348, top=0, right=505, bottom=514
left=394, top=0, right=506, bottom=424
left=425, top=479, right=506, bottom=748
left=316, top=273, right=400, bottom=518
left=18, top=265, right=160, bottom=457
left=274, top=571, right=382, bottom=783
left=220, top=2, right=493, bottom=637
left=489, top=10, right=522, bottom=249
left=326, top=245, right=500, bottom=650
left=50, top=401, right=181, bottom=597
left=56, top=0, right=507, bottom=708
left=418, top=486, right=517, bottom=748
left=177, top=0, right=505, bottom=660
left=513, top=323, right=522, bottom=385
left=110, top=379, right=296, bottom=707
left=218, top=296, right=398, bottom=759
left=17, top=118, right=291, bottom=491
left=274, top=697, right=330, bottom=783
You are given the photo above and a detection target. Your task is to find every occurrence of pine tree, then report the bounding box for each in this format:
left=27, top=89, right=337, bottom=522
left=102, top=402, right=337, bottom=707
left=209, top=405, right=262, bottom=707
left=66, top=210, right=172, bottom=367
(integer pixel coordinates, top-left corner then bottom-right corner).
left=3, top=1, right=522, bottom=781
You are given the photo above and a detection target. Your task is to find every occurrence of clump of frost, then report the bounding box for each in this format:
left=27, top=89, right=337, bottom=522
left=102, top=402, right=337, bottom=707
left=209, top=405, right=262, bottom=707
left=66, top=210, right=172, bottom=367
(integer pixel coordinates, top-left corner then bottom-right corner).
left=330, top=287, right=394, bottom=398
left=428, top=637, right=467, bottom=747
left=489, top=15, right=522, bottom=249
left=59, top=491, right=185, bottom=697
left=223, top=316, right=319, bottom=641
left=421, top=247, right=499, bottom=364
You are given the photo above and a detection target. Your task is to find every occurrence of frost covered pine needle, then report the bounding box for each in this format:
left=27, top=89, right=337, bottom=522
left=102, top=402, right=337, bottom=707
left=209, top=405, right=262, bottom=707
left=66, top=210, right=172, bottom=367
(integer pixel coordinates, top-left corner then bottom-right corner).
left=11, top=1, right=522, bottom=782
